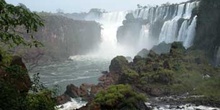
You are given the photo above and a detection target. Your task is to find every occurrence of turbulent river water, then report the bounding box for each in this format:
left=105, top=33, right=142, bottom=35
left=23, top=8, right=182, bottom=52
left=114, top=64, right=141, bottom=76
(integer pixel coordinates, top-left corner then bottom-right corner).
left=29, top=56, right=110, bottom=93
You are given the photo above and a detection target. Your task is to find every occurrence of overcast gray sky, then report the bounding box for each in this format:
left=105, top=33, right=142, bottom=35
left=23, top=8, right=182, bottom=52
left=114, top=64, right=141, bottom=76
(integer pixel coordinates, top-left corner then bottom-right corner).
left=5, top=0, right=187, bottom=13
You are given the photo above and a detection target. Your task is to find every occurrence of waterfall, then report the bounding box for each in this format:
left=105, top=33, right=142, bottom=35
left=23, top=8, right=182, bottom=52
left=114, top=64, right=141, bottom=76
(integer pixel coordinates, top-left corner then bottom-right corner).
left=86, top=11, right=134, bottom=58
left=138, top=25, right=151, bottom=50
left=133, top=1, right=199, bottom=50
left=177, top=20, right=188, bottom=42
left=84, top=1, right=199, bottom=58
left=183, top=16, right=197, bottom=48
left=158, top=18, right=179, bottom=44
left=177, top=4, right=185, bottom=18
left=183, top=2, right=197, bottom=19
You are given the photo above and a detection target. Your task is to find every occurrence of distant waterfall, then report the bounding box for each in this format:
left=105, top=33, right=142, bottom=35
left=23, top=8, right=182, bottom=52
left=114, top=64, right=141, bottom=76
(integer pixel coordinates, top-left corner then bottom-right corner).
left=177, top=20, right=188, bottom=42
left=86, top=11, right=131, bottom=58
left=183, top=16, right=197, bottom=48
left=134, top=1, right=199, bottom=49
left=158, top=18, right=179, bottom=43
left=84, top=1, right=199, bottom=58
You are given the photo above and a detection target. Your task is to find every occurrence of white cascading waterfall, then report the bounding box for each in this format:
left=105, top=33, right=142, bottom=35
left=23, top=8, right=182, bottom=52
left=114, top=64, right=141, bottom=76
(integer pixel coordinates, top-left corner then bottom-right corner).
left=134, top=1, right=199, bottom=50
left=138, top=24, right=151, bottom=50
left=158, top=19, right=179, bottom=43
left=83, top=1, right=199, bottom=59
left=177, top=20, right=188, bottom=42
left=97, top=11, right=129, bottom=58
left=183, top=2, right=197, bottom=19
left=158, top=2, right=198, bottom=48
left=86, top=11, right=134, bottom=58
left=183, top=16, right=197, bottom=48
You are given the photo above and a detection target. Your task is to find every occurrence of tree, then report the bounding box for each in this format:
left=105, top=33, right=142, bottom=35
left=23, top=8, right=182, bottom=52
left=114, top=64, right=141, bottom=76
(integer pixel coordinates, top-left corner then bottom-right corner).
left=0, top=0, right=43, bottom=49
left=0, top=1, right=56, bottom=110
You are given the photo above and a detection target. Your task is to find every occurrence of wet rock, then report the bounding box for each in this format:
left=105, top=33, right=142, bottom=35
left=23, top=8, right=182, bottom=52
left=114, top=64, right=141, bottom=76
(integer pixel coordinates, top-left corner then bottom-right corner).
left=64, top=83, right=92, bottom=99
left=101, top=71, right=108, bottom=74
left=90, top=85, right=102, bottom=95
left=65, top=84, right=80, bottom=98
left=56, top=94, right=71, bottom=105
left=78, top=101, right=101, bottom=110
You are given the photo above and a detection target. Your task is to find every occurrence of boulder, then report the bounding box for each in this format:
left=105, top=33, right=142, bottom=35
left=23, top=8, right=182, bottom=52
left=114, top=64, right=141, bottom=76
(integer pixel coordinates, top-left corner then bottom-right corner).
left=56, top=94, right=71, bottom=105
left=109, top=56, right=129, bottom=73
left=90, top=85, right=103, bottom=95
left=11, top=56, right=31, bottom=94
left=0, top=56, right=31, bottom=94
left=101, top=71, right=108, bottom=74
left=65, top=84, right=80, bottom=98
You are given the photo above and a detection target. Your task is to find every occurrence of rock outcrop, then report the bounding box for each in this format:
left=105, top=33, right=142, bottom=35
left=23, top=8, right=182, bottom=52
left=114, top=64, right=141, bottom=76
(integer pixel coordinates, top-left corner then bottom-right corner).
left=20, top=14, right=101, bottom=63
left=0, top=56, right=31, bottom=94
left=194, top=0, right=220, bottom=65
left=117, top=13, right=143, bottom=47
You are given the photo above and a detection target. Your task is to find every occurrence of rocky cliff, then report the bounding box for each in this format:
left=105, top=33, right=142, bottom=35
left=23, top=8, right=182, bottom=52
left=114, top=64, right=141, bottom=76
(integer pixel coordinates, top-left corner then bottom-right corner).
left=194, top=0, right=220, bottom=65
left=21, top=13, right=101, bottom=63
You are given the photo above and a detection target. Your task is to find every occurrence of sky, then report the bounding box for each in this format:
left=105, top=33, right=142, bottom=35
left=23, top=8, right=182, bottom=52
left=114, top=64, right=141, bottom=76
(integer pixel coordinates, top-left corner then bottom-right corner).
left=5, top=0, right=187, bottom=13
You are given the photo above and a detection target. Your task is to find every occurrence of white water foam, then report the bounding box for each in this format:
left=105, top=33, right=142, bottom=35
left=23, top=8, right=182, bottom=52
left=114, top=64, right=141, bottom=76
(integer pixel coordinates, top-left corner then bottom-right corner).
left=151, top=104, right=220, bottom=110
left=56, top=98, right=87, bottom=110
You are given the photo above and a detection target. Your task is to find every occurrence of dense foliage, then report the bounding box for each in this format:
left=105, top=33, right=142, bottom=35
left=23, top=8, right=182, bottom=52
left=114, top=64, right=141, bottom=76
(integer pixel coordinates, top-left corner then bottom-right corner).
left=0, top=1, right=56, bottom=110
left=108, top=42, right=220, bottom=106
left=0, top=73, right=56, bottom=110
left=0, top=0, right=43, bottom=48
left=95, top=84, right=147, bottom=110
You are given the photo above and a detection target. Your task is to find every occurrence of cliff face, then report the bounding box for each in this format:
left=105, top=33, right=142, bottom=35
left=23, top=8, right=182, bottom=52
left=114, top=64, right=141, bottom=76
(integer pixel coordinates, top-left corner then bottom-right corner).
left=116, top=13, right=143, bottom=47
left=22, top=14, right=101, bottom=62
left=194, top=0, right=220, bottom=65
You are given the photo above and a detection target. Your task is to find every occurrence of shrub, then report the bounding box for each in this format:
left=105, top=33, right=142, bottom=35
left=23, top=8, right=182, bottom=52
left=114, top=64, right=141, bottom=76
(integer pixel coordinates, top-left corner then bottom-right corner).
left=95, top=84, right=147, bottom=109
left=150, top=69, right=174, bottom=84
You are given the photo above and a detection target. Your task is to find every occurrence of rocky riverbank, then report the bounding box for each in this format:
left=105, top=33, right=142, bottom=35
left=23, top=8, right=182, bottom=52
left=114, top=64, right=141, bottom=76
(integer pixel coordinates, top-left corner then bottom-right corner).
left=56, top=42, right=220, bottom=110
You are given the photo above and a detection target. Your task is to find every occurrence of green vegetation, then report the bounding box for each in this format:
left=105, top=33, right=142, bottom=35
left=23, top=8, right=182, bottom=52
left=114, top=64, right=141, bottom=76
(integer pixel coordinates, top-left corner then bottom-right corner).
left=108, top=42, right=220, bottom=106
left=0, top=0, right=56, bottom=110
left=0, top=0, right=43, bottom=48
left=95, top=84, right=147, bottom=110
left=0, top=74, right=56, bottom=110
